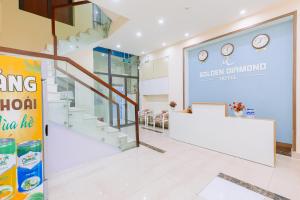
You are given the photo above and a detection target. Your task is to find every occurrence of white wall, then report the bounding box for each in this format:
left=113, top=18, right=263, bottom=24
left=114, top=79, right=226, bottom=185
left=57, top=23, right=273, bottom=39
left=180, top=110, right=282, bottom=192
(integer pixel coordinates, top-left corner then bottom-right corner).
left=45, top=122, right=120, bottom=178
left=142, top=95, right=169, bottom=114
left=139, top=56, right=170, bottom=112
left=140, top=78, right=169, bottom=96
left=142, top=0, right=300, bottom=153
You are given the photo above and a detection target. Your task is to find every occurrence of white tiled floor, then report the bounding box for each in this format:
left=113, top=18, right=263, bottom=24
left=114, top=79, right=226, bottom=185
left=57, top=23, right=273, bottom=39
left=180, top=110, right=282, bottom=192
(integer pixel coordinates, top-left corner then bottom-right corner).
left=47, top=128, right=300, bottom=200
left=198, top=177, right=266, bottom=200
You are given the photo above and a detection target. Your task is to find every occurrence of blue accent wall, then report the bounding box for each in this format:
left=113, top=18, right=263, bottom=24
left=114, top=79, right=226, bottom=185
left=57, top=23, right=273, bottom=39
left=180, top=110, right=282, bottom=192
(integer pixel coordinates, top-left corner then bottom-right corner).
left=187, top=20, right=293, bottom=144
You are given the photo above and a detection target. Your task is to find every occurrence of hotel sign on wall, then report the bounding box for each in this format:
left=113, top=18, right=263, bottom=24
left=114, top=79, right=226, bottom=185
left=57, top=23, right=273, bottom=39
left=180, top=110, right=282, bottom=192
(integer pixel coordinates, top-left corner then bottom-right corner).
left=0, top=55, right=44, bottom=200
left=199, top=62, right=267, bottom=81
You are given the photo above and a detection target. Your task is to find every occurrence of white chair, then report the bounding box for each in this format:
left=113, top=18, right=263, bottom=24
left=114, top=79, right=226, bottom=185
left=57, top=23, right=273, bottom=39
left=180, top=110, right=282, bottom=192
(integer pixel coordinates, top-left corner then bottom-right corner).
left=145, top=110, right=153, bottom=127
left=138, top=109, right=152, bottom=127
left=161, top=112, right=169, bottom=132
left=152, top=111, right=169, bottom=132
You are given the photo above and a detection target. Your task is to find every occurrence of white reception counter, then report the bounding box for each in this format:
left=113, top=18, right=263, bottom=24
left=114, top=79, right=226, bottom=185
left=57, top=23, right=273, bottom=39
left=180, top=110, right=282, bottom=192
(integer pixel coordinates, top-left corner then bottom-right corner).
left=169, top=103, right=276, bottom=167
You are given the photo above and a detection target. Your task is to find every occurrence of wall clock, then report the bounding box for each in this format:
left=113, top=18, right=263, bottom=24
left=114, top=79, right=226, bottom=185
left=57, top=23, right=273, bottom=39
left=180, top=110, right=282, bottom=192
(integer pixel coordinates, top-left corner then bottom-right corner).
left=198, top=50, right=208, bottom=62
left=252, top=34, right=270, bottom=49
left=221, top=43, right=234, bottom=56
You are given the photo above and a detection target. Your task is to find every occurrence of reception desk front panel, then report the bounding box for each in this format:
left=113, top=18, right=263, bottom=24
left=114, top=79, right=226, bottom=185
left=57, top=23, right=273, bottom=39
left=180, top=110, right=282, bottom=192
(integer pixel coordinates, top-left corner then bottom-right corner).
left=170, top=103, right=275, bottom=167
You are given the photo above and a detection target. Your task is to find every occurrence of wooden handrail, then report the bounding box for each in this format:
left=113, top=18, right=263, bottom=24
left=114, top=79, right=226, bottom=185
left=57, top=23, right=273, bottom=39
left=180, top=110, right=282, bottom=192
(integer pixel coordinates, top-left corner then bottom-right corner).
left=0, top=46, right=137, bottom=106
left=0, top=46, right=139, bottom=146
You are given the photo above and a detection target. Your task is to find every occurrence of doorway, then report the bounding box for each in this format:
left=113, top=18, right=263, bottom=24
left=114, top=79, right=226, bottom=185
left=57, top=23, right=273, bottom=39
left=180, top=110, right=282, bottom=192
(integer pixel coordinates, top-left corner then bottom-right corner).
left=93, top=47, right=139, bottom=128
left=111, top=76, right=138, bottom=127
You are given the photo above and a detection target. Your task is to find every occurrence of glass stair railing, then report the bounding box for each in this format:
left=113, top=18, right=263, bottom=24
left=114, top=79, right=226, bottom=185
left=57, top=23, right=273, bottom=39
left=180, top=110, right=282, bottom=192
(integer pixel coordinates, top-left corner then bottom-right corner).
left=45, top=60, right=137, bottom=151
left=0, top=0, right=138, bottom=151
left=0, top=0, right=139, bottom=180
left=45, top=2, right=112, bottom=56
left=92, top=4, right=112, bottom=38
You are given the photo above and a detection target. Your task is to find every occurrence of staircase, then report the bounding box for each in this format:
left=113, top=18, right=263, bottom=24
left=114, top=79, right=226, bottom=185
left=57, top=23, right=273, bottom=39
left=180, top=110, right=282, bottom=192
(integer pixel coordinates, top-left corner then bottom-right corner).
left=44, top=3, right=112, bottom=56
left=43, top=3, right=137, bottom=151
left=44, top=28, right=105, bottom=55
left=46, top=64, right=136, bottom=151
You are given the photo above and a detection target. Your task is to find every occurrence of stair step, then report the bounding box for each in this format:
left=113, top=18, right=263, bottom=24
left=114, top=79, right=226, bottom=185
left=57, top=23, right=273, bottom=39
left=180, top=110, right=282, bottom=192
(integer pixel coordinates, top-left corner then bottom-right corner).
left=118, top=133, right=128, bottom=145
left=48, top=99, right=69, bottom=104
left=83, top=114, right=98, bottom=120
left=44, top=27, right=106, bottom=55
left=97, top=121, right=107, bottom=127
left=105, top=127, right=119, bottom=133
left=87, top=29, right=103, bottom=39
left=58, top=40, right=77, bottom=55
left=48, top=92, right=61, bottom=101
left=68, top=35, right=79, bottom=43
left=87, top=28, right=99, bottom=36
left=46, top=44, right=54, bottom=53
left=120, top=138, right=136, bottom=151
left=78, top=32, right=90, bottom=38
left=69, top=107, right=85, bottom=112
left=47, top=77, right=55, bottom=85
left=47, top=84, right=58, bottom=92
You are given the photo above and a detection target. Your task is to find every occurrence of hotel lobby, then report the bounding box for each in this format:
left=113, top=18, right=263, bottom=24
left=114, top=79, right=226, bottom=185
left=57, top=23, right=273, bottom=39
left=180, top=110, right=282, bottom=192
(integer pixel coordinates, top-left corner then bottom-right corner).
left=1, top=0, right=300, bottom=199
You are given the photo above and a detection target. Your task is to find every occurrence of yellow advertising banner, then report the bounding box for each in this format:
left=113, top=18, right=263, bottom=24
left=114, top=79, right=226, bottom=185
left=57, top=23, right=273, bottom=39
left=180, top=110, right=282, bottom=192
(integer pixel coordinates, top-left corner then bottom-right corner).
left=0, top=55, right=44, bottom=200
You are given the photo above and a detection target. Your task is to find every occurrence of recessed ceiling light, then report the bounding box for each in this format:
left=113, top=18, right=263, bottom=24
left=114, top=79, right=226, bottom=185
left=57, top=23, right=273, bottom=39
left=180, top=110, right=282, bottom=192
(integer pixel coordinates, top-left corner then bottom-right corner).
left=158, top=18, right=164, bottom=25
left=141, top=51, right=145, bottom=55
left=136, top=32, right=142, bottom=37
left=240, top=9, right=246, bottom=15
left=116, top=44, right=121, bottom=49
left=162, top=42, right=166, bottom=47
left=184, top=33, right=190, bottom=37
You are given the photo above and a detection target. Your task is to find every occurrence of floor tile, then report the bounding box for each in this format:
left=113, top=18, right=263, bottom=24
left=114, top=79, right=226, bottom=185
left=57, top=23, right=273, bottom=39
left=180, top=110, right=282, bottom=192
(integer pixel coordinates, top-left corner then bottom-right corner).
left=198, top=177, right=266, bottom=200
left=47, top=127, right=300, bottom=200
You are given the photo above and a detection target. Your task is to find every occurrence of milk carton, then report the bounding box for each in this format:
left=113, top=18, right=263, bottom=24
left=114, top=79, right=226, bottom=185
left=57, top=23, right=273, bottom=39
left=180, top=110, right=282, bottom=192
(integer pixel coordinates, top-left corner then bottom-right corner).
left=17, top=140, right=42, bottom=193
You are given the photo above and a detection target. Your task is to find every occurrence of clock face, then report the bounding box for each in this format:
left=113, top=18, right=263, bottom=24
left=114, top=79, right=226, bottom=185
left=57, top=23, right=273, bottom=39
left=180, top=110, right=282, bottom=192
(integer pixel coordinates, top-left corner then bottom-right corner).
left=252, top=34, right=270, bottom=49
left=198, top=50, right=208, bottom=62
left=221, top=43, right=234, bottom=56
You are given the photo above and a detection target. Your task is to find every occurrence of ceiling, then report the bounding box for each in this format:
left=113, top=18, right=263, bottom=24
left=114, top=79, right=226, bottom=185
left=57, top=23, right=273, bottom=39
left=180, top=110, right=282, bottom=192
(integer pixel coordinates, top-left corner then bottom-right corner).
left=91, top=0, right=284, bottom=55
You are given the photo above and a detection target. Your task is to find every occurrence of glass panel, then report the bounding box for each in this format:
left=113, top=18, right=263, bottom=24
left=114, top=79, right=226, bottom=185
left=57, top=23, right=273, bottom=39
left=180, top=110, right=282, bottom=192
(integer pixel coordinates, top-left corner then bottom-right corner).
left=54, top=3, right=112, bottom=56
left=111, top=54, right=125, bottom=75
left=98, top=74, right=109, bottom=83
left=124, top=56, right=139, bottom=77
left=112, top=77, right=126, bottom=126
left=126, top=78, right=138, bottom=125
left=127, top=78, right=138, bottom=102
left=121, top=102, right=137, bottom=148
left=52, top=60, right=138, bottom=151
left=94, top=51, right=108, bottom=73
left=111, top=54, right=139, bottom=77
left=95, top=74, right=109, bottom=123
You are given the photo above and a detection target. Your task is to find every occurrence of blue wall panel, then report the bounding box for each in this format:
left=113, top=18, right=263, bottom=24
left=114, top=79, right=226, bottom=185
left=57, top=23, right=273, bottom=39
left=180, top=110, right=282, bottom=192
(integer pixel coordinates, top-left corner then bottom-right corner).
left=187, top=20, right=293, bottom=144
